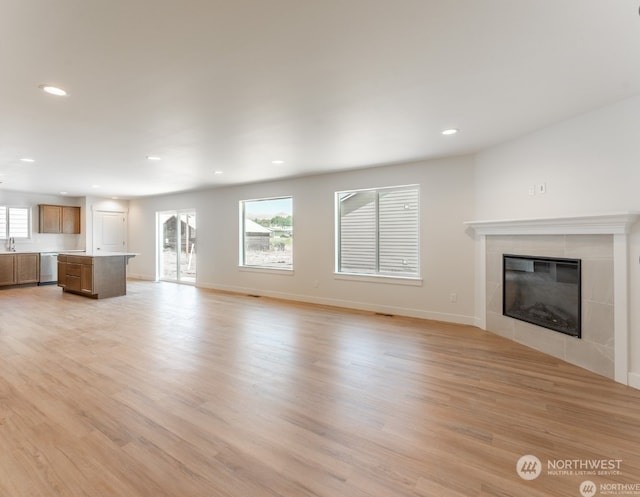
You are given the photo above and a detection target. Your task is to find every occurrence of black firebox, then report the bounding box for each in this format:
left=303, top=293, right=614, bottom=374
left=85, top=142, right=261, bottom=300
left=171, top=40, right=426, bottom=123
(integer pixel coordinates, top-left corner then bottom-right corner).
left=503, top=254, right=581, bottom=338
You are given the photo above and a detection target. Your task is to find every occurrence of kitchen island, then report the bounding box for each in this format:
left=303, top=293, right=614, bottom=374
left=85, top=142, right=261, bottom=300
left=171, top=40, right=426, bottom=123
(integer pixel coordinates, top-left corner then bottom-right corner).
left=58, top=252, right=137, bottom=299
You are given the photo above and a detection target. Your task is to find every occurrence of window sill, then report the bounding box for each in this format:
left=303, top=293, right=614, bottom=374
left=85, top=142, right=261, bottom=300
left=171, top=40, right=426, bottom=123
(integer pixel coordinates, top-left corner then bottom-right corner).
left=239, top=266, right=294, bottom=276
left=334, top=272, right=423, bottom=286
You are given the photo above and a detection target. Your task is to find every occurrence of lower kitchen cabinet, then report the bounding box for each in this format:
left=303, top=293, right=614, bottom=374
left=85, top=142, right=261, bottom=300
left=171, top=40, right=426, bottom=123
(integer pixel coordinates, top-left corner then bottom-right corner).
left=0, top=254, right=15, bottom=286
left=16, top=253, right=40, bottom=284
left=81, top=263, right=93, bottom=293
left=0, top=253, right=40, bottom=286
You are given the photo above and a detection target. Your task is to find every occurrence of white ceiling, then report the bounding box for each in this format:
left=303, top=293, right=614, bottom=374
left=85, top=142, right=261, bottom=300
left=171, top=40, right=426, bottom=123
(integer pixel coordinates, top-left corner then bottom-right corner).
left=1, top=0, right=640, bottom=199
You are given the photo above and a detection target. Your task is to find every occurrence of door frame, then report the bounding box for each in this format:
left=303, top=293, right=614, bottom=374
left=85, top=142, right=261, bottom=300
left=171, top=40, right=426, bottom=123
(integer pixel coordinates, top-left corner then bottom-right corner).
left=156, top=209, right=196, bottom=284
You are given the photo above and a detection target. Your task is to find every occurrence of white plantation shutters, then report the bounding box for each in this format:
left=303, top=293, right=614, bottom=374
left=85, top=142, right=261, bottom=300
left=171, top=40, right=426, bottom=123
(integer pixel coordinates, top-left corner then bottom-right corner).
left=0, top=206, right=30, bottom=239
left=0, top=207, right=6, bottom=238
left=337, top=185, right=419, bottom=277
left=8, top=207, right=30, bottom=238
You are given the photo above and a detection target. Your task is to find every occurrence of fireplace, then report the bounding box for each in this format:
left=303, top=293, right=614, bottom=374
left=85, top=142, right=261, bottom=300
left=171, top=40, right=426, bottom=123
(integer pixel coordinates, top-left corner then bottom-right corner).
left=503, top=254, right=581, bottom=338
left=465, top=213, right=638, bottom=382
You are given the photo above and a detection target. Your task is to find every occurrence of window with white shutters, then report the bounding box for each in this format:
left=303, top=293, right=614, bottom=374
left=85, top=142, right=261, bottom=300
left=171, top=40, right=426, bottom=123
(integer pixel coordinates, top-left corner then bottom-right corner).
left=336, top=185, right=419, bottom=278
left=0, top=207, right=6, bottom=239
left=0, top=206, right=31, bottom=239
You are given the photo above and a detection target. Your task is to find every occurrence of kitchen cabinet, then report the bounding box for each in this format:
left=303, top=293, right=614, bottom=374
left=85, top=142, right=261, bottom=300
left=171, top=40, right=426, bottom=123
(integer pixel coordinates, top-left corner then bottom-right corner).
left=0, top=254, right=15, bottom=286
left=39, top=205, right=81, bottom=234
left=0, top=253, right=39, bottom=286
left=58, top=253, right=135, bottom=299
left=80, top=263, right=93, bottom=293
left=16, top=253, right=39, bottom=284
left=40, top=205, right=62, bottom=233
left=62, top=206, right=81, bottom=234
left=57, top=260, right=67, bottom=288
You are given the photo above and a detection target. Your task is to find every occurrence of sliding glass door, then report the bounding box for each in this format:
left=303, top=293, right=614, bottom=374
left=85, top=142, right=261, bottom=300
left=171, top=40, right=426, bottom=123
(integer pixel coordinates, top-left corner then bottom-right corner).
left=158, top=209, right=196, bottom=284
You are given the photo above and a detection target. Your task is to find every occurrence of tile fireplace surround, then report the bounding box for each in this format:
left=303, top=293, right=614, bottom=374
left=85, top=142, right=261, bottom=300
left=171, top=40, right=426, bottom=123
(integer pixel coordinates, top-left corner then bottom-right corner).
left=465, top=213, right=638, bottom=385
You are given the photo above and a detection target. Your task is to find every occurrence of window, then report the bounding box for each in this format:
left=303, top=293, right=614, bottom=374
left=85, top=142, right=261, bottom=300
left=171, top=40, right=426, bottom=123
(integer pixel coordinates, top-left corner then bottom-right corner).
left=240, top=197, right=293, bottom=269
left=336, top=185, right=419, bottom=277
left=0, top=206, right=31, bottom=239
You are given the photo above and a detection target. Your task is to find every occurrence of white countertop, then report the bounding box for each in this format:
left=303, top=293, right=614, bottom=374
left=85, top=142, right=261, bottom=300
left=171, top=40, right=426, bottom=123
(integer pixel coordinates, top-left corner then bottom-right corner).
left=1, top=250, right=137, bottom=257
left=1, top=249, right=87, bottom=255
left=59, top=251, right=138, bottom=257
left=0, top=250, right=38, bottom=254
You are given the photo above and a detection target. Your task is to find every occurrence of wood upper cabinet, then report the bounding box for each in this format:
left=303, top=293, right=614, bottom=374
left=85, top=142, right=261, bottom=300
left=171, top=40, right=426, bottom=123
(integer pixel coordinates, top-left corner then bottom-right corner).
left=40, top=205, right=62, bottom=233
left=62, top=206, right=81, bottom=234
left=39, top=204, right=81, bottom=234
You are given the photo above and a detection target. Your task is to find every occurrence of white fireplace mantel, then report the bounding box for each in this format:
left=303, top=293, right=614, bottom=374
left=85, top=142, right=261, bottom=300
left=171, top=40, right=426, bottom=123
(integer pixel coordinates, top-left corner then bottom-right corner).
left=464, top=212, right=639, bottom=236
left=465, top=212, right=639, bottom=386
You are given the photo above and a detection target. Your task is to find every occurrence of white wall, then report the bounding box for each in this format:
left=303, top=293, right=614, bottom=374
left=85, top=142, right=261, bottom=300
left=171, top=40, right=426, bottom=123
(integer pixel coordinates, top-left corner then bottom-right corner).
left=127, top=155, right=477, bottom=324
left=474, top=95, right=640, bottom=219
left=0, top=190, right=84, bottom=252
left=473, top=94, right=640, bottom=381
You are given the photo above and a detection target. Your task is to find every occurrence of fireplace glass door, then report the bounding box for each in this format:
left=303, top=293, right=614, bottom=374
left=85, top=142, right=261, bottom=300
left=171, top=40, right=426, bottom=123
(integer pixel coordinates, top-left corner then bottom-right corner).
left=503, top=254, right=581, bottom=337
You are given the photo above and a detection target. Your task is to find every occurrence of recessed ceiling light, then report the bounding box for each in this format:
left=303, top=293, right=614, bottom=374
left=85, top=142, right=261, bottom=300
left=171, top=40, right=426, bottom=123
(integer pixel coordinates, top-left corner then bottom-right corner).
left=271, top=160, right=285, bottom=164
left=442, top=128, right=459, bottom=136
left=213, top=170, right=224, bottom=175
left=39, top=84, right=67, bottom=96
left=91, top=184, right=101, bottom=189
left=146, top=155, right=162, bottom=161
left=60, top=191, right=68, bottom=195
left=20, top=157, right=35, bottom=163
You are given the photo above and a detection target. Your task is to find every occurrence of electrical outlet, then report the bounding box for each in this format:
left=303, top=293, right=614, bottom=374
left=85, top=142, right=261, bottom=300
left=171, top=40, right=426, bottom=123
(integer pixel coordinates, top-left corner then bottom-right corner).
left=450, top=292, right=457, bottom=303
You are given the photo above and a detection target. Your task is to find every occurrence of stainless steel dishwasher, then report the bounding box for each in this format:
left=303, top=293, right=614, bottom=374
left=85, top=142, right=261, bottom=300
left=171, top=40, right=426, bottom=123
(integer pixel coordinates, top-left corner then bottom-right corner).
left=39, top=252, right=58, bottom=285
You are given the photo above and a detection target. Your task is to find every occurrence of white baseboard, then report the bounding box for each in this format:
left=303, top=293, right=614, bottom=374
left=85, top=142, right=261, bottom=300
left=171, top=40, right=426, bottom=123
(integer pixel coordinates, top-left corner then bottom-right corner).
left=472, top=317, right=484, bottom=329
left=628, top=372, right=640, bottom=390
left=127, top=273, right=155, bottom=281
left=197, top=282, right=476, bottom=326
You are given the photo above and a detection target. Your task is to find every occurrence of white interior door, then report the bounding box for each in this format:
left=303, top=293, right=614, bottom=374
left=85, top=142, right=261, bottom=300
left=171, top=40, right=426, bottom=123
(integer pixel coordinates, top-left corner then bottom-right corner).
left=94, top=211, right=127, bottom=252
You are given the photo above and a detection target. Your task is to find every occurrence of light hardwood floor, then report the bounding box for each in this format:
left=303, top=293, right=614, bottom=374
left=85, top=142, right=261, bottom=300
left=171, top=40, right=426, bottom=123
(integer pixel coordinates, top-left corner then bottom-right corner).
left=1, top=281, right=639, bottom=497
